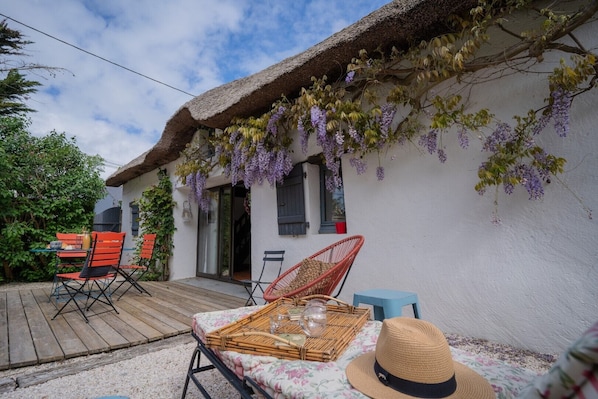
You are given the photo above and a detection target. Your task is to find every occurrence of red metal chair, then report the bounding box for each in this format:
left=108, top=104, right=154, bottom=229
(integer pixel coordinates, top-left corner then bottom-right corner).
left=263, top=235, right=365, bottom=302
left=113, top=233, right=156, bottom=299
left=52, top=231, right=126, bottom=322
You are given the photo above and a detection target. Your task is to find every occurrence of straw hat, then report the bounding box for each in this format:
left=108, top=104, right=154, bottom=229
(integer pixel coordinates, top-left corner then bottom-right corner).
left=346, top=318, right=494, bottom=398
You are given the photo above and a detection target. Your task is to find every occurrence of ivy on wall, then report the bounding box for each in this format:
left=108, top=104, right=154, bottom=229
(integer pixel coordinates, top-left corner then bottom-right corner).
left=176, top=0, right=597, bottom=223
left=136, top=169, right=175, bottom=280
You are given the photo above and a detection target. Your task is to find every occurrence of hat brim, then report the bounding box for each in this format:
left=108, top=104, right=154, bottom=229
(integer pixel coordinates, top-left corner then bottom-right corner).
left=346, top=352, right=495, bottom=399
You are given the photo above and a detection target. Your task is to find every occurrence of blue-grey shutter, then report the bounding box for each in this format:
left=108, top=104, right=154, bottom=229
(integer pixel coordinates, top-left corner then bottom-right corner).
left=276, top=164, right=306, bottom=235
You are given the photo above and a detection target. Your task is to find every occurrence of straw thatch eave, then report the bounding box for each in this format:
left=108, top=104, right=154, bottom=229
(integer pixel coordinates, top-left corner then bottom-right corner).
left=106, top=0, right=477, bottom=187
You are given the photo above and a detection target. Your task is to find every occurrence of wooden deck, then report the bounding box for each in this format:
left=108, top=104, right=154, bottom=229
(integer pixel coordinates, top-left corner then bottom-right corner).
left=0, top=280, right=247, bottom=371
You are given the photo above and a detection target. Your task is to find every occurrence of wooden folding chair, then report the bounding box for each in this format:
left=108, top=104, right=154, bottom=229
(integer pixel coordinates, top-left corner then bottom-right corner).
left=113, top=233, right=156, bottom=299
left=52, top=232, right=126, bottom=323
left=263, top=235, right=364, bottom=302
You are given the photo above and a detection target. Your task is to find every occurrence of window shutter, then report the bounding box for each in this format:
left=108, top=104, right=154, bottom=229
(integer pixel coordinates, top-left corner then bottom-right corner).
left=276, top=164, right=306, bottom=235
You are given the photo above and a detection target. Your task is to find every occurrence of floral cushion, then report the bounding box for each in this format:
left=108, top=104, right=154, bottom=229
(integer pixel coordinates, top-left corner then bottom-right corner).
left=520, top=320, right=598, bottom=398
left=192, top=308, right=541, bottom=399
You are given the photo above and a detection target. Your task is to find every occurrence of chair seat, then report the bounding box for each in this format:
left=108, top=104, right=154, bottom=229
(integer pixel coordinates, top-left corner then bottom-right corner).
left=56, top=271, right=116, bottom=281
left=353, top=289, right=421, bottom=320
left=119, top=264, right=147, bottom=270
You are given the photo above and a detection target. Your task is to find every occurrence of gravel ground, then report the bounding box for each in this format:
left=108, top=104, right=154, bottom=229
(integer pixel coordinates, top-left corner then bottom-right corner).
left=0, top=282, right=557, bottom=398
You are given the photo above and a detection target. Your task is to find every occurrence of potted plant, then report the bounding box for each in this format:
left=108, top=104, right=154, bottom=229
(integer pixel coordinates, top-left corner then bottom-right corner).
left=332, top=195, right=346, bottom=234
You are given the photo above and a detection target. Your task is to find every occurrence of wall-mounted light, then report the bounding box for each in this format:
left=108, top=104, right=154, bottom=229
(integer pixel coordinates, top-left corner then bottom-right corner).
left=182, top=200, right=193, bottom=223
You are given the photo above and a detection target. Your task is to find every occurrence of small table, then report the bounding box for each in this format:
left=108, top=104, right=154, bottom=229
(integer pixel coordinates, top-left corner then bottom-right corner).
left=31, top=248, right=89, bottom=300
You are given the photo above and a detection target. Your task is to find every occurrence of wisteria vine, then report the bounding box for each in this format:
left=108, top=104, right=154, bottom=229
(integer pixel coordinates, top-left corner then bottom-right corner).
left=175, top=0, right=596, bottom=220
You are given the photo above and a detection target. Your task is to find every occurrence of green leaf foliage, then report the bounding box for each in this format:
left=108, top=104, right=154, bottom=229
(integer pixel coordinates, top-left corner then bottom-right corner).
left=136, top=169, right=175, bottom=281
left=0, top=115, right=106, bottom=282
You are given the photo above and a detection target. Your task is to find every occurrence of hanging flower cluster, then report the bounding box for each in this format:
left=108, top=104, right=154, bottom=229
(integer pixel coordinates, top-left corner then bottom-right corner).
left=175, top=0, right=597, bottom=219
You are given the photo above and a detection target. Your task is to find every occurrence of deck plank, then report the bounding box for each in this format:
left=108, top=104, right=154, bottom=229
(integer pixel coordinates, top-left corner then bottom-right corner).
left=104, top=304, right=164, bottom=342
left=152, top=281, right=245, bottom=310
left=0, top=293, right=8, bottom=370
left=119, top=294, right=193, bottom=328
left=31, top=289, right=90, bottom=359
left=6, top=291, right=37, bottom=367
left=20, top=290, right=63, bottom=364
left=115, top=298, right=188, bottom=336
left=100, top=311, right=149, bottom=347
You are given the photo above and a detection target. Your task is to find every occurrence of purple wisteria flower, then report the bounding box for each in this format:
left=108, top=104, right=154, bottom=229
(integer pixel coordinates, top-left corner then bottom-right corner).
left=310, top=106, right=327, bottom=140
left=437, top=148, right=447, bottom=163
left=532, top=113, right=550, bottom=136
left=482, top=123, right=513, bottom=152
left=551, top=87, right=572, bottom=137
left=457, top=129, right=469, bottom=149
left=380, top=104, right=396, bottom=136
left=532, top=149, right=553, bottom=180
left=348, top=125, right=365, bottom=151
left=349, top=157, right=367, bottom=175
left=376, top=166, right=385, bottom=181
left=345, top=70, right=355, bottom=84
left=513, top=164, right=544, bottom=200
left=298, top=118, right=309, bottom=154
left=187, top=172, right=211, bottom=212
left=335, top=130, right=344, bottom=145
left=267, top=106, right=286, bottom=136
left=418, top=130, right=438, bottom=154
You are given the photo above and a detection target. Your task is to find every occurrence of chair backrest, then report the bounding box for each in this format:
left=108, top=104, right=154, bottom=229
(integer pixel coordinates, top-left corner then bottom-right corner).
left=56, top=233, right=81, bottom=247
left=139, top=233, right=157, bottom=261
left=79, top=232, right=125, bottom=278
left=263, top=235, right=365, bottom=302
left=255, top=250, right=285, bottom=281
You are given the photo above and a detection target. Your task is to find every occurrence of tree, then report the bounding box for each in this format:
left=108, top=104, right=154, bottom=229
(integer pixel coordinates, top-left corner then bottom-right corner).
left=0, top=20, right=42, bottom=115
left=0, top=115, right=106, bottom=282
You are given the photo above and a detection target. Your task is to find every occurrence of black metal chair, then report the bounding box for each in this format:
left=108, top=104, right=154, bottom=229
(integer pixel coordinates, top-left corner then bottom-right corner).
left=238, top=250, right=285, bottom=306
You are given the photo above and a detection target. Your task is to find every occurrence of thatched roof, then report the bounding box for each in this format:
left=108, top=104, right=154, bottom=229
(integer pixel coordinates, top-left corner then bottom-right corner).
left=106, top=0, right=477, bottom=187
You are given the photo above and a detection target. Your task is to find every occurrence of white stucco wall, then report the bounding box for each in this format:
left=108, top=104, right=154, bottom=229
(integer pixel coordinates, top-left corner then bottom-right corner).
left=249, top=61, right=597, bottom=354
left=118, top=12, right=597, bottom=355
left=120, top=161, right=198, bottom=280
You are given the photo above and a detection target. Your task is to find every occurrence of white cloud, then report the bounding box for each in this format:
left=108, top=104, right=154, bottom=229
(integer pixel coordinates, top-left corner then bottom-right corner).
left=1, top=0, right=388, bottom=179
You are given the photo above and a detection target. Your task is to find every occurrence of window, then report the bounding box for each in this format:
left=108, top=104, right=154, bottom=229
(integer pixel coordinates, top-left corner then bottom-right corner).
left=130, top=202, right=139, bottom=237
left=319, top=163, right=345, bottom=234
left=276, top=164, right=307, bottom=235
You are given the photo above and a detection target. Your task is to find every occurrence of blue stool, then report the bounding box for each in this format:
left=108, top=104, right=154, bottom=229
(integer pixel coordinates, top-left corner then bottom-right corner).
left=353, top=289, right=421, bottom=321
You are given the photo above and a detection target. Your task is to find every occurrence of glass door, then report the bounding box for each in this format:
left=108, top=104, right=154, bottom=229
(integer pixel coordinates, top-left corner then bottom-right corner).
left=196, top=185, right=250, bottom=281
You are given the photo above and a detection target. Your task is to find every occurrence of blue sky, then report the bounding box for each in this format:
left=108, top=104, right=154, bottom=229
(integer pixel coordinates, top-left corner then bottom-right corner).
left=1, top=1, right=389, bottom=178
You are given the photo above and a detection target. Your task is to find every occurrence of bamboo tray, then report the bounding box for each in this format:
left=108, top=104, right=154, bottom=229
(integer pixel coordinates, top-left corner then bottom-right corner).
left=205, top=295, right=369, bottom=362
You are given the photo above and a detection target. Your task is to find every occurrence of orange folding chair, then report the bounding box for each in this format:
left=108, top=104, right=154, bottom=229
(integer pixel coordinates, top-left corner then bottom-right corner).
left=263, top=235, right=365, bottom=302
left=113, top=233, right=156, bottom=299
left=52, top=232, right=125, bottom=322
